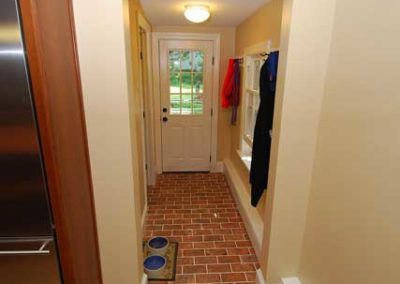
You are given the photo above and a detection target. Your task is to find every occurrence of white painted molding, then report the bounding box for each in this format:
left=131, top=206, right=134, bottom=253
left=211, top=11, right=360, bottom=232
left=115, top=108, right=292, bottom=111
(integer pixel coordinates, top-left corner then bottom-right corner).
left=282, top=277, right=302, bottom=284
left=141, top=203, right=148, bottom=231
left=256, top=269, right=302, bottom=284
left=138, top=13, right=151, bottom=33
left=256, top=269, right=266, bottom=284
left=213, top=161, right=225, bottom=173
left=138, top=14, right=157, bottom=187
left=224, top=159, right=263, bottom=258
left=141, top=273, right=148, bottom=284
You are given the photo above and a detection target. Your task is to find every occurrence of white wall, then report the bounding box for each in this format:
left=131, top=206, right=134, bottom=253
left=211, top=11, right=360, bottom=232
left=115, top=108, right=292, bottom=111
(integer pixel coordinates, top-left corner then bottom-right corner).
left=72, top=0, right=142, bottom=283
left=299, top=0, right=400, bottom=283
left=260, top=0, right=337, bottom=282
left=260, top=0, right=400, bottom=283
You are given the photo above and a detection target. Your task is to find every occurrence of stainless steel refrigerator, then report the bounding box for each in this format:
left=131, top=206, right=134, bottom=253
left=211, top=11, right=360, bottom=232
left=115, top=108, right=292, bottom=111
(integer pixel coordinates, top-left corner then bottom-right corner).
left=0, top=0, right=62, bottom=283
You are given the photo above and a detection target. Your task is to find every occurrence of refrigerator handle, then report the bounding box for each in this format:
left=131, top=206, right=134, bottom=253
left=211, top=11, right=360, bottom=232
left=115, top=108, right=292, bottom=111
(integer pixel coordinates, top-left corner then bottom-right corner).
left=0, top=239, right=51, bottom=255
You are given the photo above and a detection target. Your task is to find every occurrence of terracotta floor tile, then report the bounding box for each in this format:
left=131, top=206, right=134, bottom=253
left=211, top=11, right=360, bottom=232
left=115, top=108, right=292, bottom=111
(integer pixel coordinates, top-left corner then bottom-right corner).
left=145, top=173, right=259, bottom=283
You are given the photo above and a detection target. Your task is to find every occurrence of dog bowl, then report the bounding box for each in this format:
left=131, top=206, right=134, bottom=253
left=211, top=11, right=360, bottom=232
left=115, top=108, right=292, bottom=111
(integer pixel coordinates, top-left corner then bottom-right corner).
left=147, top=236, right=169, bottom=256
left=143, top=255, right=166, bottom=278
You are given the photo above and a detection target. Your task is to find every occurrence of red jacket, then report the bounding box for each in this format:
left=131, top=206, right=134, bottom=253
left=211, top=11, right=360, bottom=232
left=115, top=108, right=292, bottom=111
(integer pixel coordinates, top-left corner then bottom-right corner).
left=221, top=59, right=235, bottom=108
left=221, top=59, right=241, bottom=124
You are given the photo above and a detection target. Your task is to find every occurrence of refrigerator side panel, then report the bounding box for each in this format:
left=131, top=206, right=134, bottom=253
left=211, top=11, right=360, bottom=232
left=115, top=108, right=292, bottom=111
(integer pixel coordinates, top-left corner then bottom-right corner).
left=0, top=0, right=53, bottom=237
left=0, top=239, right=62, bottom=284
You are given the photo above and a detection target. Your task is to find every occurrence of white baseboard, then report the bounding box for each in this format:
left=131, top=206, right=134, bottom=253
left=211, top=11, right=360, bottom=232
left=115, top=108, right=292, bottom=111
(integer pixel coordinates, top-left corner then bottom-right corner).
left=147, top=169, right=157, bottom=186
left=256, top=269, right=266, bottom=284
left=223, top=159, right=263, bottom=259
left=141, top=273, right=148, bottom=284
left=141, top=203, right=148, bottom=231
left=282, top=277, right=302, bottom=284
left=212, top=161, right=225, bottom=173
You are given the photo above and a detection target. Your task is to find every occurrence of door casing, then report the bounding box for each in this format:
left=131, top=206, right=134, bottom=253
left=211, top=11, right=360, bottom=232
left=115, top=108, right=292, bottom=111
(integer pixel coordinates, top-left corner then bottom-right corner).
left=138, top=13, right=156, bottom=186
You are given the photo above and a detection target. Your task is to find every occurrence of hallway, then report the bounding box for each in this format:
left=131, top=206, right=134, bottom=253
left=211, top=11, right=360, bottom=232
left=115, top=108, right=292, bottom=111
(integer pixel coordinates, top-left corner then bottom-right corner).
left=144, top=173, right=259, bottom=283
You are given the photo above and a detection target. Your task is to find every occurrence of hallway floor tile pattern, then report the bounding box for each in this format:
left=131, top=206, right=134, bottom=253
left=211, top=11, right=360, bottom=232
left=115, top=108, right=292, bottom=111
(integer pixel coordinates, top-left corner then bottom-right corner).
left=145, top=173, right=259, bottom=284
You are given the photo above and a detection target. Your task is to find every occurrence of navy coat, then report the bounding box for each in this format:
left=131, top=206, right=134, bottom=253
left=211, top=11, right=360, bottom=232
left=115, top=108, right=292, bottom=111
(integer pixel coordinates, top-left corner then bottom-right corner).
left=250, top=51, right=279, bottom=207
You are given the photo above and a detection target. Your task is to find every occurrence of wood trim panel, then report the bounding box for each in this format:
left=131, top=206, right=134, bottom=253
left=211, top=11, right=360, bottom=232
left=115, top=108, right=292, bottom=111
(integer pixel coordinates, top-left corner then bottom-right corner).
left=19, top=1, right=103, bottom=283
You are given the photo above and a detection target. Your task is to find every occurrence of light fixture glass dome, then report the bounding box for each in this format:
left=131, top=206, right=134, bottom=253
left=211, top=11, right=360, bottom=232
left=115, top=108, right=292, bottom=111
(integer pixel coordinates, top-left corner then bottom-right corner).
left=184, top=5, right=210, bottom=23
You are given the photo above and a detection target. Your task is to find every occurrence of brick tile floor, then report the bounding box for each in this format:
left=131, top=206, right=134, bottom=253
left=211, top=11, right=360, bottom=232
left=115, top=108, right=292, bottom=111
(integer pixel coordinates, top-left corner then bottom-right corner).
left=144, top=173, right=260, bottom=284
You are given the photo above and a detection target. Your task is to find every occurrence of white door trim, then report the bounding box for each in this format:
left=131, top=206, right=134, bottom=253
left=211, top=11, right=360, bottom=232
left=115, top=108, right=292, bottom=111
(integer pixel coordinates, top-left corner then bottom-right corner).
left=138, top=13, right=156, bottom=185
left=152, top=32, right=221, bottom=173
left=282, top=278, right=302, bottom=284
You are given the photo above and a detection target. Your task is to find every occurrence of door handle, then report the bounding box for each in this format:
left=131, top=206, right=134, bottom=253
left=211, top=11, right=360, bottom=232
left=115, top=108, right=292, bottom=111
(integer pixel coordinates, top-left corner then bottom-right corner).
left=0, top=238, right=52, bottom=255
left=162, top=107, right=168, bottom=113
left=162, top=117, right=168, bottom=122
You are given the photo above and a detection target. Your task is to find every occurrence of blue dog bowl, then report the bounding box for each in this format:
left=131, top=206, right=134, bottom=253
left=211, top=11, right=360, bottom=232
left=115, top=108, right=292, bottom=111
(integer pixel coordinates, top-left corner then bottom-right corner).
left=147, top=236, right=169, bottom=256
left=143, top=255, right=166, bottom=278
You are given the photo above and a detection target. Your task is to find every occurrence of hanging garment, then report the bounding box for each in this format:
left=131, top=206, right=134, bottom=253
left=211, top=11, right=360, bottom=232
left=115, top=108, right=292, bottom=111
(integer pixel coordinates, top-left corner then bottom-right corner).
left=250, top=51, right=279, bottom=207
left=230, top=60, right=240, bottom=124
left=221, top=59, right=241, bottom=124
left=221, top=59, right=235, bottom=108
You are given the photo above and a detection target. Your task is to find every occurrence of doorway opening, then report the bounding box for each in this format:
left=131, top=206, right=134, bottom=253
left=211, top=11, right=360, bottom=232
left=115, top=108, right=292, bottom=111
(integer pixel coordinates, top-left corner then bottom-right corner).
left=152, top=33, right=221, bottom=173
left=160, top=40, right=213, bottom=172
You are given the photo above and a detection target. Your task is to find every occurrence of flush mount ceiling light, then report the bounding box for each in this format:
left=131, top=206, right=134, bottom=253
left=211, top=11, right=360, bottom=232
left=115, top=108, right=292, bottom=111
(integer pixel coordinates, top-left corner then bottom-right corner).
left=184, top=5, right=210, bottom=23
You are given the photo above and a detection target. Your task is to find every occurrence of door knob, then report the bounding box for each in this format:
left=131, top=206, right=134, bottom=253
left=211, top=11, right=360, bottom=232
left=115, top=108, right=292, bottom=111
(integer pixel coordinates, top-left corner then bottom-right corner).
left=162, top=117, right=168, bottom=122
left=162, top=107, right=168, bottom=113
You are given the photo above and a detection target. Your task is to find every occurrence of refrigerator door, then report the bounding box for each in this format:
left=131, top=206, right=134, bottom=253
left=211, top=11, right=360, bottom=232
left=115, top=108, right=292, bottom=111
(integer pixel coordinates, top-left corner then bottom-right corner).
left=0, top=238, right=62, bottom=284
left=0, top=0, right=53, bottom=237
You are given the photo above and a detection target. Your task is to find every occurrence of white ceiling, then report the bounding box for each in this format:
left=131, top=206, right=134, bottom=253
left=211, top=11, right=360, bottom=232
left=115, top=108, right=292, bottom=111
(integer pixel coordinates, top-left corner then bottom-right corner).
left=140, top=0, right=270, bottom=27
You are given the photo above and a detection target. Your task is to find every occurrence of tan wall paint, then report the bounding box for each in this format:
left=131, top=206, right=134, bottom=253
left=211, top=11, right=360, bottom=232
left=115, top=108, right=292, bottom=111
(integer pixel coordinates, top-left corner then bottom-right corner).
left=298, top=1, right=400, bottom=283
left=259, top=0, right=337, bottom=282
left=230, top=0, right=284, bottom=219
left=152, top=26, right=235, bottom=161
left=72, top=0, right=145, bottom=283
left=235, top=0, right=284, bottom=56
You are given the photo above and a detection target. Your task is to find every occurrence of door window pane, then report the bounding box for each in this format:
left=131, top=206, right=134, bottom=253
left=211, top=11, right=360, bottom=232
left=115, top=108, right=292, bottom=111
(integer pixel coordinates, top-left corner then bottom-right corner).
left=168, top=49, right=205, bottom=115
left=193, top=51, right=204, bottom=72
left=169, top=50, right=181, bottom=73
left=181, top=72, right=192, bottom=94
left=170, top=94, right=181, bottom=114
left=181, top=51, right=192, bottom=72
left=169, top=72, right=180, bottom=93
left=193, top=94, right=204, bottom=114
left=193, top=73, right=204, bottom=93
left=182, top=95, right=193, bottom=115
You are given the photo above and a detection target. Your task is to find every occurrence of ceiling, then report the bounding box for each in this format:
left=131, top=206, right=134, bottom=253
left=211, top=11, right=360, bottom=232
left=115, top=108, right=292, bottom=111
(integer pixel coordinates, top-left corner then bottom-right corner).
left=140, top=0, right=270, bottom=27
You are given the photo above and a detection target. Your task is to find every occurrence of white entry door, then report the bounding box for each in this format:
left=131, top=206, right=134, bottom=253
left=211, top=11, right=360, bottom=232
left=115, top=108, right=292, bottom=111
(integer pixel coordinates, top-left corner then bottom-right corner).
left=159, top=40, right=214, bottom=172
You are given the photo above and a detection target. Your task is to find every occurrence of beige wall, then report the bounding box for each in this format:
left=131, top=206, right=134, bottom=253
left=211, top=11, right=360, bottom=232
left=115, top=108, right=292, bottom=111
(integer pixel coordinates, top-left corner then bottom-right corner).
left=153, top=26, right=236, bottom=161
left=235, top=0, right=284, bottom=55
left=260, top=0, right=337, bottom=282
left=298, top=1, right=400, bottom=283
left=260, top=0, right=400, bottom=283
left=230, top=0, right=284, bottom=219
left=72, top=0, right=144, bottom=283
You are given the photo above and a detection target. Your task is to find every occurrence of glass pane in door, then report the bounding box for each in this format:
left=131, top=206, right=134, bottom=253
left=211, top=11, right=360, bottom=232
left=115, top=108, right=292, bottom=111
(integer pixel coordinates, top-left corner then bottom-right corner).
left=181, top=72, right=192, bottom=94
left=168, top=49, right=205, bottom=115
left=193, top=94, right=204, bottom=114
left=193, top=73, right=204, bottom=93
left=193, top=51, right=204, bottom=72
left=169, top=50, right=180, bottom=72
left=169, top=72, right=180, bottom=93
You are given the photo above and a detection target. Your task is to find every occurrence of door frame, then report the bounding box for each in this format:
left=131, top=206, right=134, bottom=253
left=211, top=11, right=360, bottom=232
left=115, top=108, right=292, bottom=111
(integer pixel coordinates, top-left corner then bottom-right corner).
left=152, top=32, right=221, bottom=173
left=138, top=13, right=156, bottom=186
